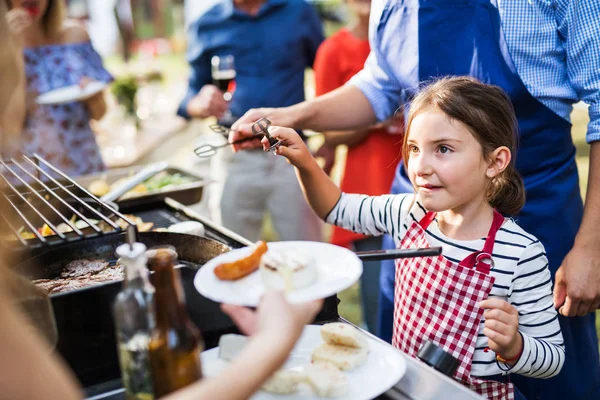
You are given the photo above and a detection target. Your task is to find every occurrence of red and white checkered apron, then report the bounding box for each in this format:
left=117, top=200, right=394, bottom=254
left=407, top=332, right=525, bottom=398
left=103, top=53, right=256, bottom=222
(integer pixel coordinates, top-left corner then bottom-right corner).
left=392, top=210, right=514, bottom=400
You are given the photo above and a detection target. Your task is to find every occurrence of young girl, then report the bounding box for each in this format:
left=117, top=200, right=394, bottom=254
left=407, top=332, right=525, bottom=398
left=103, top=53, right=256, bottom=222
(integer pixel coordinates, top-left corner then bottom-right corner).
left=261, top=77, right=564, bottom=400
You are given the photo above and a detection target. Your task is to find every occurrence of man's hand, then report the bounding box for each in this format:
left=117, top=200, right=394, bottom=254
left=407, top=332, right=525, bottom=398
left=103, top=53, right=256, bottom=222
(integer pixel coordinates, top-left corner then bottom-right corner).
left=480, top=298, right=523, bottom=364
left=186, top=84, right=229, bottom=120
left=230, top=107, right=296, bottom=152
left=553, top=244, right=600, bottom=317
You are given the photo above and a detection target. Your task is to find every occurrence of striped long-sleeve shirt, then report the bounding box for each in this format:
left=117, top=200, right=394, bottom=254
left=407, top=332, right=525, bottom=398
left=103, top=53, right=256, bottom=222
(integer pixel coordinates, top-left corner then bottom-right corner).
left=326, top=193, right=565, bottom=378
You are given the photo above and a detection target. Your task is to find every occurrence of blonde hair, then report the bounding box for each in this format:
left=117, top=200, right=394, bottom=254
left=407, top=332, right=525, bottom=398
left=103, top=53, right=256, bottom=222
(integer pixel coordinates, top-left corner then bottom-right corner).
left=402, top=77, right=526, bottom=216
left=5, top=0, right=65, bottom=37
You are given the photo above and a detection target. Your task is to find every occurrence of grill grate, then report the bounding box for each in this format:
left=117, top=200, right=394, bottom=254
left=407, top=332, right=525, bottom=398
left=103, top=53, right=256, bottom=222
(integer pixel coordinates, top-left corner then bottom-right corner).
left=0, top=154, right=133, bottom=251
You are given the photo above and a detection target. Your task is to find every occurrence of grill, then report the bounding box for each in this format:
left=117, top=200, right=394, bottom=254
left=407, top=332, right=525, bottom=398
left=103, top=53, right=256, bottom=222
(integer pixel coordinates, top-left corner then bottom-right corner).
left=0, top=154, right=133, bottom=252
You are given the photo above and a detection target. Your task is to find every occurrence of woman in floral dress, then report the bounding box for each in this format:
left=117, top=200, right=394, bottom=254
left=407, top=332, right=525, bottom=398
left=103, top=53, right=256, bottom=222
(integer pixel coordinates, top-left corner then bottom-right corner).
left=5, top=0, right=112, bottom=176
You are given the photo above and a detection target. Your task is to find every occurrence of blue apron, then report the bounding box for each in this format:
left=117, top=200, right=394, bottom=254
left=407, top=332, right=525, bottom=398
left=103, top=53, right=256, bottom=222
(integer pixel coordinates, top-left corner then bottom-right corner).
left=375, top=1, right=600, bottom=399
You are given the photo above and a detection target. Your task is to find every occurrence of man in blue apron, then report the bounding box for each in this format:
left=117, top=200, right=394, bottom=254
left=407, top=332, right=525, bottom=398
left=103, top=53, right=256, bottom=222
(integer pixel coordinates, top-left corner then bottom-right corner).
left=231, top=1, right=600, bottom=398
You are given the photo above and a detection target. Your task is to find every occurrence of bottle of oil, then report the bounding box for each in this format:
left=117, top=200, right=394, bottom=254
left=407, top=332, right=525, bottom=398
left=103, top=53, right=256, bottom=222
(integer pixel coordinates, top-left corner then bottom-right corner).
left=148, top=247, right=203, bottom=397
left=113, top=241, right=155, bottom=400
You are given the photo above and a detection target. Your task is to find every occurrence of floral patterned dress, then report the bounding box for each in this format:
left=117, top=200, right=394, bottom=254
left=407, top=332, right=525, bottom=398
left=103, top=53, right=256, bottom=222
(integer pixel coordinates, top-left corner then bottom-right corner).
left=21, top=41, right=112, bottom=176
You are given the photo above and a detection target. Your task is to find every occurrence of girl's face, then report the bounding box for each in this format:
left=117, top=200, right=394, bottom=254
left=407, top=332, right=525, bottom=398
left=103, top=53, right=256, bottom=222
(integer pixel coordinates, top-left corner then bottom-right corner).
left=346, top=0, right=371, bottom=17
left=406, top=108, right=496, bottom=213
left=10, top=0, right=48, bottom=21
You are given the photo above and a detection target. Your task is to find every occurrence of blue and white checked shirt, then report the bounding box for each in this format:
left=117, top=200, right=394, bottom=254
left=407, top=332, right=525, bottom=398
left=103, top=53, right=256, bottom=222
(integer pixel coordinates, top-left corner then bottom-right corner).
left=350, top=0, right=600, bottom=143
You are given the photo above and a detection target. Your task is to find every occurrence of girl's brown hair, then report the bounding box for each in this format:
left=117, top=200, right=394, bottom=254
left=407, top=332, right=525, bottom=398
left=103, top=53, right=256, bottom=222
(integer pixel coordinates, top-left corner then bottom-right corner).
left=402, top=76, right=525, bottom=215
left=6, top=0, right=65, bottom=37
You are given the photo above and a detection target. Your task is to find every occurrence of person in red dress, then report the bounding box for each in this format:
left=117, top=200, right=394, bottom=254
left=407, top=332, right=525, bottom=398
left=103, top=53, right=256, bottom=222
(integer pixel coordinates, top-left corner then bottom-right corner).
left=313, top=0, right=403, bottom=333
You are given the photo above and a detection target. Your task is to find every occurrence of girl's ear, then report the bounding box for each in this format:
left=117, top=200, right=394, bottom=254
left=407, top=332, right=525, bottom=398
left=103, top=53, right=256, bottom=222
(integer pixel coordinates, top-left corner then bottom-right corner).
left=486, top=146, right=511, bottom=179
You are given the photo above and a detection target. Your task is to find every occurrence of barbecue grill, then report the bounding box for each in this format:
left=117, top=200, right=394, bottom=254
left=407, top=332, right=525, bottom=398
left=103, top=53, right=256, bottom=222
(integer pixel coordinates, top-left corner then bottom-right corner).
left=0, top=154, right=133, bottom=252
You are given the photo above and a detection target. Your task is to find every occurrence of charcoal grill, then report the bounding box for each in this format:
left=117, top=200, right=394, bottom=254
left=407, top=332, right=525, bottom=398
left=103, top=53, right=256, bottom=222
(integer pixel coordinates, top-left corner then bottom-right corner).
left=0, top=154, right=133, bottom=252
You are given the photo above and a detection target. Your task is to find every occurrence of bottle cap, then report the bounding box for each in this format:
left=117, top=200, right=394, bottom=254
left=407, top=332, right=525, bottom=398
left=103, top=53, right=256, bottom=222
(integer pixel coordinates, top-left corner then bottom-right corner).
left=116, top=242, right=147, bottom=260
left=417, top=340, right=460, bottom=377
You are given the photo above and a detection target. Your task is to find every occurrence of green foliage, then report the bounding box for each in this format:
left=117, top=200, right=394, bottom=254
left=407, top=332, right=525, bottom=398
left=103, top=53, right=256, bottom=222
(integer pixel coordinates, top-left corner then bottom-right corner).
left=111, top=75, right=138, bottom=115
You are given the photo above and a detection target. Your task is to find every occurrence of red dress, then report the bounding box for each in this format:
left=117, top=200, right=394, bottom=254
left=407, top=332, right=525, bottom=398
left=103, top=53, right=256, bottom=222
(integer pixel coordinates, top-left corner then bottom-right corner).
left=313, top=29, right=403, bottom=248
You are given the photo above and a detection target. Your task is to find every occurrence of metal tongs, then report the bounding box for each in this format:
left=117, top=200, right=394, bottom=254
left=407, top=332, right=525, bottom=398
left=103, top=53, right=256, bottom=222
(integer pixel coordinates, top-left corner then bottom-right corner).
left=252, top=118, right=282, bottom=152
left=194, top=118, right=281, bottom=158
left=356, top=247, right=442, bottom=261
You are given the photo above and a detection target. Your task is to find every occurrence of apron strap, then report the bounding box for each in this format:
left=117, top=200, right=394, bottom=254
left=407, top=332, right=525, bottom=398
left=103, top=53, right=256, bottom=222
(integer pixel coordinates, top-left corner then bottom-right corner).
left=459, top=210, right=505, bottom=274
left=418, top=210, right=505, bottom=274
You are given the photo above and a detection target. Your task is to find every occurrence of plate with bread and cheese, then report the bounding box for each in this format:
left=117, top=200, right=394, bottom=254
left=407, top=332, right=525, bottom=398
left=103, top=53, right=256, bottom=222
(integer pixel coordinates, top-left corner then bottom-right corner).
left=201, top=323, right=407, bottom=399
left=194, top=241, right=363, bottom=307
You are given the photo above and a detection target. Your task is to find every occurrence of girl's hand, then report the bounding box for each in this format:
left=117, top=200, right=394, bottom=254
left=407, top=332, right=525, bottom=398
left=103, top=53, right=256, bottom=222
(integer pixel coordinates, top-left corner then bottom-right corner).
left=6, top=8, right=32, bottom=41
left=261, top=126, right=313, bottom=170
left=480, top=298, right=523, bottom=363
left=221, top=291, right=323, bottom=347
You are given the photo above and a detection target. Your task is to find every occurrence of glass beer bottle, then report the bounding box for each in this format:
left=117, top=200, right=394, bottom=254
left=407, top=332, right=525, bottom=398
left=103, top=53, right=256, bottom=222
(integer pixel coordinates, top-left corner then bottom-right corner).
left=148, top=247, right=203, bottom=397
left=113, top=242, right=155, bottom=400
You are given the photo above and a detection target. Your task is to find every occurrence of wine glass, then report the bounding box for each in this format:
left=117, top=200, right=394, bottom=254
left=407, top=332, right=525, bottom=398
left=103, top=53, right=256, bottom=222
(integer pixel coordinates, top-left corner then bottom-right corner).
left=211, top=55, right=236, bottom=125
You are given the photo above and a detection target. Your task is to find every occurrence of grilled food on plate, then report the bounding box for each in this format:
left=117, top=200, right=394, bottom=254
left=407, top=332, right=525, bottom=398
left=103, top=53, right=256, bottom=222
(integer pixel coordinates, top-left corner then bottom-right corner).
left=261, top=369, right=304, bottom=395
left=320, top=322, right=369, bottom=349
left=213, top=241, right=268, bottom=280
left=311, top=323, right=370, bottom=371
left=303, top=361, right=348, bottom=397
left=311, top=343, right=369, bottom=371
left=259, top=250, right=317, bottom=291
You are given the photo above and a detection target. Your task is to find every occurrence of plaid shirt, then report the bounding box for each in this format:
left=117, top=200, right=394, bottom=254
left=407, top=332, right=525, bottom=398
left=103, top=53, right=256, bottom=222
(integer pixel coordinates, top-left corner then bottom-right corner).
left=350, top=0, right=600, bottom=142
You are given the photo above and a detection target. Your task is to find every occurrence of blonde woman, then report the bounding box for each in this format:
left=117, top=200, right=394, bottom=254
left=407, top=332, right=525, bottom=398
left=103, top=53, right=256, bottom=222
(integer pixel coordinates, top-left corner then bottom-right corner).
left=5, top=0, right=111, bottom=176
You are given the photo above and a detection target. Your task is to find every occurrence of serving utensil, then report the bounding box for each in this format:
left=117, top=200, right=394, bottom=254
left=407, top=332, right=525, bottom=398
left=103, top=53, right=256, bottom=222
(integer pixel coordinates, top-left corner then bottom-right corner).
left=356, top=247, right=442, bottom=261
left=194, top=135, right=264, bottom=158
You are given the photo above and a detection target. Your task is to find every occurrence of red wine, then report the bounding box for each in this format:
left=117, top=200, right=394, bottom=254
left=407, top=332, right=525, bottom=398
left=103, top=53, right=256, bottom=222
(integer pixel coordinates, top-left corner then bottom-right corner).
left=212, top=70, right=236, bottom=93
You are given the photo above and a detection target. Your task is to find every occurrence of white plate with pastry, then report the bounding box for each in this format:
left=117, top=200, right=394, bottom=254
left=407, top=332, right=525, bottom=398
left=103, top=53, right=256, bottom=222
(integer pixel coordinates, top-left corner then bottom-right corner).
left=201, top=323, right=407, bottom=400
left=194, top=241, right=362, bottom=306
left=36, top=80, right=108, bottom=105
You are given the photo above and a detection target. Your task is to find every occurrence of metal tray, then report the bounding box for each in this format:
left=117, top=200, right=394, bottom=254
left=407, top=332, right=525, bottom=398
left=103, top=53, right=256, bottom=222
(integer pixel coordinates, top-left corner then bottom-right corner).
left=75, top=164, right=206, bottom=208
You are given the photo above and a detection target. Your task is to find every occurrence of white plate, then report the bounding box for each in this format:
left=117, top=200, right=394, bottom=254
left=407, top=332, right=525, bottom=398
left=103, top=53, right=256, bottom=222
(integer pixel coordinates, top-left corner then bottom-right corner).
left=201, top=324, right=407, bottom=400
left=36, top=81, right=108, bottom=105
left=194, top=241, right=363, bottom=306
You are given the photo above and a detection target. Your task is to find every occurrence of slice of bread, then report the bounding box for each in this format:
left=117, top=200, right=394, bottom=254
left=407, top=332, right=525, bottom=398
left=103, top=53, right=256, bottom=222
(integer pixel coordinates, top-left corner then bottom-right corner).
left=320, top=322, right=369, bottom=350
left=261, top=369, right=302, bottom=394
left=303, top=361, right=348, bottom=397
left=311, top=343, right=369, bottom=371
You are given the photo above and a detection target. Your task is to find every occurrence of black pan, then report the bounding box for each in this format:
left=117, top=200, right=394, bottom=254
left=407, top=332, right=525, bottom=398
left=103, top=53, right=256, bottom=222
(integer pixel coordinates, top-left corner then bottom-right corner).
left=16, top=231, right=231, bottom=283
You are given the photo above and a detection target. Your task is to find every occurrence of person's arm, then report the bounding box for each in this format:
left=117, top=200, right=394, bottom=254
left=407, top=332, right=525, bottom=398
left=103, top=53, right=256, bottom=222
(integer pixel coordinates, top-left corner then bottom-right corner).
left=552, top=0, right=600, bottom=316
left=0, top=278, right=83, bottom=400
left=263, top=126, right=406, bottom=236
left=313, top=35, right=370, bottom=150
left=230, top=85, right=377, bottom=152
left=488, top=241, right=565, bottom=378
left=164, top=292, right=323, bottom=400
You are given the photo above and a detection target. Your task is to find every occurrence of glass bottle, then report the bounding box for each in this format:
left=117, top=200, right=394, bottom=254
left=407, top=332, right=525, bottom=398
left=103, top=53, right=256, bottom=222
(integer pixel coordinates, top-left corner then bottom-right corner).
left=148, top=247, right=203, bottom=397
left=113, top=242, right=155, bottom=400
